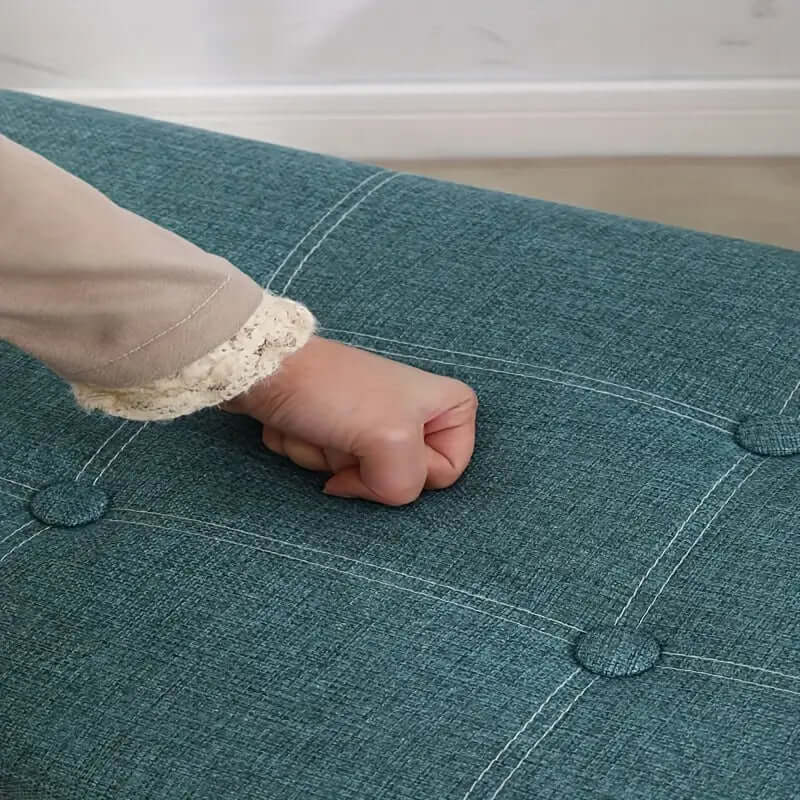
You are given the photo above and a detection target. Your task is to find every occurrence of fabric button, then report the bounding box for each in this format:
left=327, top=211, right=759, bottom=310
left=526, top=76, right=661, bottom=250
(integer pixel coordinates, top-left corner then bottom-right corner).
left=735, top=415, right=800, bottom=457
left=30, top=482, right=109, bottom=527
left=574, top=625, right=661, bottom=677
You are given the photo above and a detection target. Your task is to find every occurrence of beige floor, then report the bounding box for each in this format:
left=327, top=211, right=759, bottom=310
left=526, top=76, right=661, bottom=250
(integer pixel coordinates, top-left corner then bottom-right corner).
left=380, top=158, right=800, bottom=251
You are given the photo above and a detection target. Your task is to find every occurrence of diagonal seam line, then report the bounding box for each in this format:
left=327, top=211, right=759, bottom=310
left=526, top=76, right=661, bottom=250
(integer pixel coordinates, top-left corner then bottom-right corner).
left=0, top=520, right=35, bottom=547
left=322, top=327, right=736, bottom=424
left=265, top=170, right=389, bottom=291
left=72, top=276, right=231, bottom=378
left=75, top=420, right=128, bottom=480
left=636, top=458, right=766, bottom=629
left=93, top=423, right=149, bottom=486
left=779, top=377, right=800, bottom=414
left=489, top=678, right=598, bottom=800
left=281, top=173, right=402, bottom=296
left=356, top=346, right=733, bottom=435
left=614, top=454, right=748, bottom=625
left=0, top=527, right=51, bottom=565
left=105, top=518, right=572, bottom=644
left=662, top=651, right=800, bottom=682
left=113, top=506, right=584, bottom=632
left=462, top=668, right=581, bottom=800
left=0, top=476, right=36, bottom=490
left=0, top=487, right=26, bottom=502
left=658, top=666, right=800, bottom=698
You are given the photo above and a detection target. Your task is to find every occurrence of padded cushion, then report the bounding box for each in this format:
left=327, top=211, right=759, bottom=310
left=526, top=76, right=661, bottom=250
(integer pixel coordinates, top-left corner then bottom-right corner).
left=1, top=91, right=799, bottom=800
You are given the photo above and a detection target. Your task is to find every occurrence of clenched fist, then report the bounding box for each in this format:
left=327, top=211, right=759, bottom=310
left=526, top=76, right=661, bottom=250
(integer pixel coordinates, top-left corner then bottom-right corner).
left=225, top=336, right=478, bottom=505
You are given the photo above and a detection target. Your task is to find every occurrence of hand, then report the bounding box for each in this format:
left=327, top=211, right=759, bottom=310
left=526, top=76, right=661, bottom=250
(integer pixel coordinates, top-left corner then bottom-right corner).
left=225, top=336, right=478, bottom=505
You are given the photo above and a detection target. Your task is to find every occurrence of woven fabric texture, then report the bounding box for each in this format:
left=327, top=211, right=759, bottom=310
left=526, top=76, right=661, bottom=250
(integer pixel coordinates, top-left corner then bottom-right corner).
left=1, top=91, right=799, bottom=800
left=573, top=625, right=661, bottom=677
left=735, top=414, right=800, bottom=456
left=28, top=482, right=109, bottom=528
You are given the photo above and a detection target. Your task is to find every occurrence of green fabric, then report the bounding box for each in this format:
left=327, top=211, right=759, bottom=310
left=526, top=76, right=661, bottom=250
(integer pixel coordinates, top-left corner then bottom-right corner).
left=1, top=91, right=799, bottom=799
left=573, top=625, right=661, bottom=677
left=29, top=483, right=109, bottom=528
left=735, top=414, right=800, bottom=456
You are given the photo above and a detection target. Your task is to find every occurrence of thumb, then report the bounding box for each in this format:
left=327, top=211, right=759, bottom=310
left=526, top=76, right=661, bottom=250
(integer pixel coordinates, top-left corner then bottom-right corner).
left=324, top=426, right=427, bottom=506
left=324, top=467, right=381, bottom=503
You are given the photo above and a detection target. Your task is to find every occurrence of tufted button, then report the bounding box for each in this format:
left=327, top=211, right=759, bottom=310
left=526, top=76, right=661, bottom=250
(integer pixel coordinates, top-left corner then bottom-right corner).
left=574, top=625, right=661, bottom=677
left=735, top=415, right=800, bottom=457
left=30, top=482, right=109, bottom=527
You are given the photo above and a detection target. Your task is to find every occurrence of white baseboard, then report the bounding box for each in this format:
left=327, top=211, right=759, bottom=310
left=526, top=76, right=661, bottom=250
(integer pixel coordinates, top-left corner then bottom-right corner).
left=23, top=80, right=800, bottom=159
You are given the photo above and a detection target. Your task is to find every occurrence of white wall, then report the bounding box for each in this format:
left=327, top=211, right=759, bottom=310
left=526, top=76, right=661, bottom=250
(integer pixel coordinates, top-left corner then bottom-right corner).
left=2, top=0, right=799, bottom=86
left=2, top=0, right=799, bottom=157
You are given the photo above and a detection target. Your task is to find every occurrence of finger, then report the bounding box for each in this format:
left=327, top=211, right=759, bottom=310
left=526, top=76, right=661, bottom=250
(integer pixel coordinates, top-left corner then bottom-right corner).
left=324, top=467, right=380, bottom=502
left=283, top=436, right=330, bottom=472
left=261, top=426, right=286, bottom=456
left=424, top=394, right=478, bottom=489
left=325, top=426, right=427, bottom=505
left=425, top=443, right=464, bottom=490
left=424, top=425, right=476, bottom=488
left=359, top=426, right=428, bottom=504
left=324, top=447, right=358, bottom=473
left=324, top=466, right=424, bottom=506
left=263, top=428, right=350, bottom=474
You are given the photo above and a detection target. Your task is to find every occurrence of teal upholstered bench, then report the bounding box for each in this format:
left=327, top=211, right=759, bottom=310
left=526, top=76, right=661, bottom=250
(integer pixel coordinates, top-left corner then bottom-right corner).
left=1, top=91, right=799, bottom=799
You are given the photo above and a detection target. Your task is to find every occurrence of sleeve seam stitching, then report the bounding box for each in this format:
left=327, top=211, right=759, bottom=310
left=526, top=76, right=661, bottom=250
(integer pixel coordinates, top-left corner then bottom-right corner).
left=71, top=274, right=232, bottom=378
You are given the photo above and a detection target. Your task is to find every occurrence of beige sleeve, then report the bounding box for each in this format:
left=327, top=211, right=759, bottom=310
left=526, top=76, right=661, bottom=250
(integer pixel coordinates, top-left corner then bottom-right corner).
left=0, top=134, right=315, bottom=421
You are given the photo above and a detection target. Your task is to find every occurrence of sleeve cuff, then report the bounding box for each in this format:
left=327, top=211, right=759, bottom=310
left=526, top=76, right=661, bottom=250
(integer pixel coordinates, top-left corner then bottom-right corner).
left=71, top=291, right=316, bottom=421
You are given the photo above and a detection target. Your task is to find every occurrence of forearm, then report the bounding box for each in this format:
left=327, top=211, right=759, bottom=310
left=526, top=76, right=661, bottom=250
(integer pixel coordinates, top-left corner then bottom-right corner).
left=0, top=133, right=314, bottom=419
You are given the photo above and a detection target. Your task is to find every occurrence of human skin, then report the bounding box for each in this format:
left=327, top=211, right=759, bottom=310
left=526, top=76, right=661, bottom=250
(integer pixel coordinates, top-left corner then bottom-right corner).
left=225, top=336, right=478, bottom=506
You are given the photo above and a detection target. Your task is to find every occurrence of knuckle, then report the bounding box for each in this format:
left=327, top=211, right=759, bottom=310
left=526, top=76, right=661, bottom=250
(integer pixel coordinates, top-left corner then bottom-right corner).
left=372, top=424, right=418, bottom=449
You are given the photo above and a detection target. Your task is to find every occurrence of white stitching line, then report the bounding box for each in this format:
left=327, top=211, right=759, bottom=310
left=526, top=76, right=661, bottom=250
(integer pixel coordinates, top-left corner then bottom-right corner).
left=779, top=378, right=800, bottom=415
left=614, top=454, right=748, bottom=625
left=356, top=346, right=733, bottom=435
left=462, top=668, right=581, bottom=800
left=322, top=328, right=736, bottom=425
left=113, top=507, right=584, bottom=633
left=0, top=526, right=51, bottom=565
left=0, top=520, right=35, bottom=547
left=281, top=173, right=402, bottom=296
left=92, top=423, right=149, bottom=486
left=0, top=476, right=36, bottom=490
left=75, top=420, right=128, bottom=481
left=105, top=517, right=572, bottom=644
left=662, top=651, right=800, bottom=683
left=658, top=666, right=800, bottom=698
left=265, top=170, right=388, bottom=292
left=489, top=678, right=598, bottom=800
left=0, top=487, right=26, bottom=502
left=636, top=458, right=766, bottom=629
left=73, top=276, right=231, bottom=378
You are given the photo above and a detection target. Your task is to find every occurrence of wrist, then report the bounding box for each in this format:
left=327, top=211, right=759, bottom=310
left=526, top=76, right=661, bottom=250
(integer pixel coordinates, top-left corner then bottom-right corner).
left=223, top=334, right=319, bottom=418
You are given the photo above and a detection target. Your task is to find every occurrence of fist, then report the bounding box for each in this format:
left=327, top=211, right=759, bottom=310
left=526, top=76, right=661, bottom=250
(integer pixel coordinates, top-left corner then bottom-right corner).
left=225, top=336, right=478, bottom=505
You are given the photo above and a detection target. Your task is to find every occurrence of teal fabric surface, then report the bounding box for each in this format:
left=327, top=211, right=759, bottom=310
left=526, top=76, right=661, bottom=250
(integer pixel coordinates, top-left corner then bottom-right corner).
left=1, top=91, right=799, bottom=799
